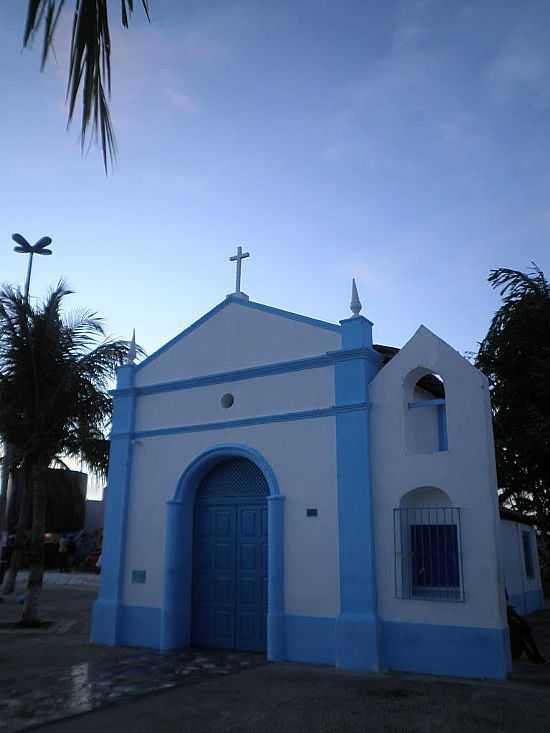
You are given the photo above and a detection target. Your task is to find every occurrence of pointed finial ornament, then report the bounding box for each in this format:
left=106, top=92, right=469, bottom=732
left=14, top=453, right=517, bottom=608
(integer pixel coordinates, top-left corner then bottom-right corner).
left=350, top=278, right=362, bottom=317
left=127, top=329, right=137, bottom=364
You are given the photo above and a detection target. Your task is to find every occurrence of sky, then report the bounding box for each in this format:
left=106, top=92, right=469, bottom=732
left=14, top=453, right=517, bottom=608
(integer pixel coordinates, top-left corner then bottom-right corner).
left=1, top=0, right=550, bottom=367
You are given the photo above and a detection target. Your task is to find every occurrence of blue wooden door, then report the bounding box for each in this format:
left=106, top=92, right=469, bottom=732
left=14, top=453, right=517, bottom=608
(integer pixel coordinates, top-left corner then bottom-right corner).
left=191, top=457, right=269, bottom=652
left=192, top=499, right=267, bottom=651
left=236, top=503, right=268, bottom=651
left=192, top=504, right=237, bottom=649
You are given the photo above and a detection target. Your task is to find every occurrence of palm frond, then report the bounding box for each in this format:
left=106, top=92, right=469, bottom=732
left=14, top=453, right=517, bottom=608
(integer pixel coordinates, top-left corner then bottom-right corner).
left=24, top=0, right=151, bottom=173
left=0, top=280, right=134, bottom=476
left=488, top=263, right=550, bottom=301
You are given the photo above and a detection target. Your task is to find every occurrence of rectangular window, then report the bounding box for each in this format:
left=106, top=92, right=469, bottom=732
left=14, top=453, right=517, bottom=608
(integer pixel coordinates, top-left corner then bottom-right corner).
left=394, top=507, right=463, bottom=602
left=522, top=530, right=534, bottom=578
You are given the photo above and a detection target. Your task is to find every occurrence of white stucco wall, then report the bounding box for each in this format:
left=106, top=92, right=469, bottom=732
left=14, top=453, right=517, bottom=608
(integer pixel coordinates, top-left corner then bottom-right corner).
left=370, top=325, right=507, bottom=630
left=135, top=300, right=340, bottom=387
left=122, top=303, right=341, bottom=619
left=499, top=520, right=542, bottom=600
left=134, top=366, right=335, bottom=432
left=123, top=417, right=340, bottom=617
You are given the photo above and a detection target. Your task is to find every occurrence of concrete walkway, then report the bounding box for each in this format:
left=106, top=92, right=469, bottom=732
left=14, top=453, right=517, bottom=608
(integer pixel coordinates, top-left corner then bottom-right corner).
left=16, top=571, right=100, bottom=589
left=1, top=586, right=550, bottom=733
left=38, top=662, right=550, bottom=733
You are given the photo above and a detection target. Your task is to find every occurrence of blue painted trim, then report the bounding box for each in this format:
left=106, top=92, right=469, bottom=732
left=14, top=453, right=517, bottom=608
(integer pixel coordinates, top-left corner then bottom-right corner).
left=328, top=346, right=382, bottom=366
left=437, top=403, right=448, bottom=451
left=509, top=590, right=545, bottom=616
left=123, top=403, right=369, bottom=441
left=161, top=444, right=285, bottom=659
left=339, top=316, right=374, bottom=349
left=117, top=353, right=335, bottom=398
left=93, top=604, right=162, bottom=649
left=408, top=399, right=446, bottom=408
left=268, top=495, right=285, bottom=661
left=284, top=615, right=335, bottom=665
left=195, top=496, right=267, bottom=506
left=383, top=621, right=511, bottom=680
left=334, top=319, right=384, bottom=671
left=91, top=364, right=136, bottom=647
left=229, top=296, right=341, bottom=333
left=136, top=297, right=340, bottom=373
left=97, top=608, right=516, bottom=680
left=119, top=606, right=162, bottom=648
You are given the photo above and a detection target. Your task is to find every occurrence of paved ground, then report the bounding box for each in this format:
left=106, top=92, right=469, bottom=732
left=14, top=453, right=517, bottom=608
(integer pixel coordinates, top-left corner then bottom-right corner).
left=0, top=582, right=263, bottom=732
left=15, top=571, right=100, bottom=590
left=1, top=582, right=550, bottom=733
left=38, top=663, right=550, bottom=733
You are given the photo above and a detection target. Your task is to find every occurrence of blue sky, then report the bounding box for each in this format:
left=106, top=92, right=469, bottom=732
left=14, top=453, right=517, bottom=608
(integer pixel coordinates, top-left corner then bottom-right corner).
left=1, top=0, right=550, bottom=360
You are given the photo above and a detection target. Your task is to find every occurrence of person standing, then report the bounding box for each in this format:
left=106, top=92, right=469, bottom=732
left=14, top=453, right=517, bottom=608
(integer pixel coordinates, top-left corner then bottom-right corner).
left=58, top=535, right=68, bottom=573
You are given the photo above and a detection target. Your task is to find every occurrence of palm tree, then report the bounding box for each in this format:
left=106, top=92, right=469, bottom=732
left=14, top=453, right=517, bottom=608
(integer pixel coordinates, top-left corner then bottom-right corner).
left=0, top=281, right=136, bottom=624
left=23, top=1, right=150, bottom=172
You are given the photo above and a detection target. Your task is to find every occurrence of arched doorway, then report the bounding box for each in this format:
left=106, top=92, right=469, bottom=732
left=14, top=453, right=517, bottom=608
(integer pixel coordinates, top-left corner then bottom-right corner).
left=191, top=457, right=268, bottom=652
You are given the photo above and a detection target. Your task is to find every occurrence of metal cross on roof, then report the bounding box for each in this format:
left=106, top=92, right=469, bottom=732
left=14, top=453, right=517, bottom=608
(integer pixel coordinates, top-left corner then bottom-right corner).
left=229, top=245, right=250, bottom=296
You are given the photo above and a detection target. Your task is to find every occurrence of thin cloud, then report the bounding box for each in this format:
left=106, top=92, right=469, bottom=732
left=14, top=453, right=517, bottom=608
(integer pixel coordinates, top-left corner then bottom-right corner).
left=487, top=23, right=550, bottom=102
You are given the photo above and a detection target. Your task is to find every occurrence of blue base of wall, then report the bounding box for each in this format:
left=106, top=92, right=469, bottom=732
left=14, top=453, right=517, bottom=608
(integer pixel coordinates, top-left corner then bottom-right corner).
left=284, top=615, right=335, bottom=665
left=509, top=590, right=544, bottom=616
left=335, top=613, right=383, bottom=671
left=92, top=607, right=512, bottom=681
left=91, top=602, right=162, bottom=649
left=383, top=621, right=512, bottom=680
left=91, top=600, right=121, bottom=646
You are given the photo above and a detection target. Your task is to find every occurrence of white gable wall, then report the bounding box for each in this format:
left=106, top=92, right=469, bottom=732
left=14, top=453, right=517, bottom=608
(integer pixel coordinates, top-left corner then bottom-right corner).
left=135, top=301, right=340, bottom=387
left=123, top=300, right=341, bottom=619
left=370, top=326, right=507, bottom=629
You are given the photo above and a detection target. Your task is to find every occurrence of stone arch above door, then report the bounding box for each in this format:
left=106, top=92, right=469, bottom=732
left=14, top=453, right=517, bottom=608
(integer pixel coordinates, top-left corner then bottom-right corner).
left=161, top=444, right=285, bottom=660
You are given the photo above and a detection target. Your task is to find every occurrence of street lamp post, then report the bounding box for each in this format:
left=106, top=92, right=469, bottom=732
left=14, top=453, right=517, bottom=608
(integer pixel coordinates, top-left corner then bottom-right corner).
left=12, top=234, right=53, bottom=301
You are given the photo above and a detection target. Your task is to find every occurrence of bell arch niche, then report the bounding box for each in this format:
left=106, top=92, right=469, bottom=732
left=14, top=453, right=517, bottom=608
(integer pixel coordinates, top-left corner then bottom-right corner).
left=404, top=368, right=448, bottom=455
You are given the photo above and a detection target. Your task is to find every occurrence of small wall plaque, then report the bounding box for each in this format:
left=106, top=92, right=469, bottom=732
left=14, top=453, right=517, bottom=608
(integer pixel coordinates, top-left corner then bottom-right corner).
left=306, top=508, right=318, bottom=517
left=131, top=569, right=147, bottom=584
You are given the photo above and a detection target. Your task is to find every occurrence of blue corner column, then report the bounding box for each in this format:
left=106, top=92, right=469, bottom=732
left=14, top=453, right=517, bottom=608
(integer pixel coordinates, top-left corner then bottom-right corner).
left=267, top=494, right=285, bottom=661
left=91, top=364, right=136, bottom=645
left=334, top=315, right=384, bottom=671
left=161, top=499, right=193, bottom=651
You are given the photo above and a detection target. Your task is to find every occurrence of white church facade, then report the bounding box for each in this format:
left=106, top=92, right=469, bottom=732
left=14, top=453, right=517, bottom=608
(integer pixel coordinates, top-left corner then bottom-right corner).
left=92, top=260, right=543, bottom=680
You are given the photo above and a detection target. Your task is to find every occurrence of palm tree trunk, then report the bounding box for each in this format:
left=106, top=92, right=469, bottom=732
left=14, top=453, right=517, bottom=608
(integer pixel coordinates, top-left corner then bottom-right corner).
left=21, top=465, right=47, bottom=625
left=0, top=444, right=12, bottom=537
left=1, top=466, right=31, bottom=595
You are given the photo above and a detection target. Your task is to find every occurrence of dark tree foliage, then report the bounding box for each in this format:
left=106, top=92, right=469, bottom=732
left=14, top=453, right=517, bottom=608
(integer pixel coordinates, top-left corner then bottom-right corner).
left=476, top=265, right=550, bottom=570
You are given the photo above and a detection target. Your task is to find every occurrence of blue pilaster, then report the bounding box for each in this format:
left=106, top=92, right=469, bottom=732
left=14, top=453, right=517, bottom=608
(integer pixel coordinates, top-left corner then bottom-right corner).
left=334, top=316, right=384, bottom=671
left=267, top=495, right=285, bottom=660
left=91, top=364, right=136, bottom=645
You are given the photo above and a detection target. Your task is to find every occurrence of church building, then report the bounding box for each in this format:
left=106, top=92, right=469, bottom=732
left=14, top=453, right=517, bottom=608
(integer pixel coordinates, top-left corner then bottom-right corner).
left=91, top=249, right=543, bottom=680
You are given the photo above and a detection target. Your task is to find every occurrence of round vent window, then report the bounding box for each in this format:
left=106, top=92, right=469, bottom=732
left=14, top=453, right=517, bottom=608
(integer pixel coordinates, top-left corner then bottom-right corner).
left=221, top=393, right=234, bottom=409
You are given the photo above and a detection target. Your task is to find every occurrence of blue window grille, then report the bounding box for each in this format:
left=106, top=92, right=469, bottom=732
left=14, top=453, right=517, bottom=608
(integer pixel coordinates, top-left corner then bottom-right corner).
left=394, top=507, right=464, bottom=602
left=522, top=530, right=534, bottom=578
left=196, top=458, right=269, bottom=500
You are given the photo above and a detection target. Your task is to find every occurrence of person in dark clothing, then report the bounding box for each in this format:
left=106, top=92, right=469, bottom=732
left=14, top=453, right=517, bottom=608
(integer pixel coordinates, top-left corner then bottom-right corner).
left=58, top=536, right=68, bottom=572
left=506, top=590, right=546, bottom=663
